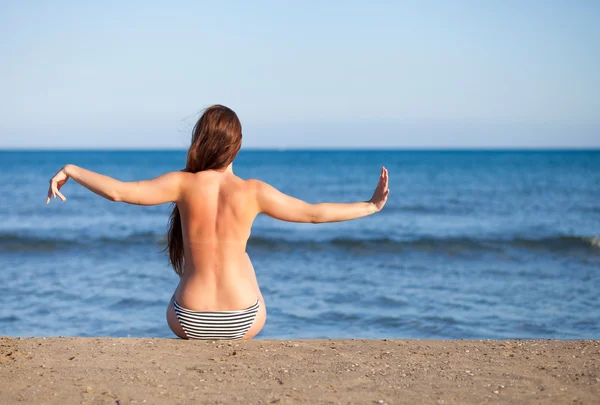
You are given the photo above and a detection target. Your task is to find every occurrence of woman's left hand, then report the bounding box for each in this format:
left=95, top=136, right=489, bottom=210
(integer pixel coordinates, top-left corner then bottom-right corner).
left=46, top=166, right=69, bottom=204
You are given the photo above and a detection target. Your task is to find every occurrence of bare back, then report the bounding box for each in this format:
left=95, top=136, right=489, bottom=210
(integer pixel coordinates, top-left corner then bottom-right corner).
left=175, top=170, right=261, bottom=311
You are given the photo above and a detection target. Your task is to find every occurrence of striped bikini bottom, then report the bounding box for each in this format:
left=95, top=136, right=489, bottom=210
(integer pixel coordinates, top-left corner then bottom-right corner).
left=173, top=298, right=260, bottom=340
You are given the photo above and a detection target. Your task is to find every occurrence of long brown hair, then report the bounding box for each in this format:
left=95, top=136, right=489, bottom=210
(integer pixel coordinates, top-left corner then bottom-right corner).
left=166, top=105, right=242, bottom=276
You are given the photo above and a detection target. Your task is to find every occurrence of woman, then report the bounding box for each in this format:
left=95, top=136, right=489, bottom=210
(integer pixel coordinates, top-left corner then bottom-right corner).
left=45, top=105, right=390, bottom=340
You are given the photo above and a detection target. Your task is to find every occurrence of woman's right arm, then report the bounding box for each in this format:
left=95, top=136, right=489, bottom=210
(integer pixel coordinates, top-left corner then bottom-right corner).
left=253, top=167, right=389, bottom=223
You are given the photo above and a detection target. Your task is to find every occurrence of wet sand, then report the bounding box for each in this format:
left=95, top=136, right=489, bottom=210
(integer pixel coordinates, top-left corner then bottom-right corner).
left=0, top=337, right=598, bottom=404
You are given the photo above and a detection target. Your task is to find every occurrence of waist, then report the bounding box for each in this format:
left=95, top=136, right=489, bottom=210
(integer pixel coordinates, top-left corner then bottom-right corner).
left=174, top=297, right=260, bottom=313
left=183, top=251, right=249, bottom=274
left=185, top=238, right=249, bottom=246
left=176, top=277, right=259, bottom=310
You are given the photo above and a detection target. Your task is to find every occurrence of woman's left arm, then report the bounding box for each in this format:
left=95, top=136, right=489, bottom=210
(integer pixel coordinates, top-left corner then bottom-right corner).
left=46, top=164, right=184, bottom=206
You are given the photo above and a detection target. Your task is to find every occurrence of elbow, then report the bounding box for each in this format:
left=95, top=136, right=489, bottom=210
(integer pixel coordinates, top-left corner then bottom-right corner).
left=107, top=191, right=121, bottom=202
left=109, top=182, right=128, bottom=202
left=308, top=205, right=323, bottom=224
left=309, top=213, right=323, bottom=224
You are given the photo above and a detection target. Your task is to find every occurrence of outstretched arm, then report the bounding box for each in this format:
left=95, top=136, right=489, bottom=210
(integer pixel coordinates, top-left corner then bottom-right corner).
left=254, top=167, right=389, bottom=223
left=45, top=164, right=184, bottom=206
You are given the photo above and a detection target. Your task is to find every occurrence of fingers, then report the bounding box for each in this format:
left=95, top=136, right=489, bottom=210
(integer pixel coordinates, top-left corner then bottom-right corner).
left=382, top=166, right=389, bottom=199
left=371, top=166, right=390, bottom=211
left=376, top=167, right=388, bottom=195
left=383, top=167, right=387, bottom=188
left=381, top=166, right=389, bottom=189
left=56, top=189, right=67, bottom=202
left=46, top=180, right=67, bottom=203
left=53, top=182, right=66, bottom=201
left=51, top=183, right=66, bottom=202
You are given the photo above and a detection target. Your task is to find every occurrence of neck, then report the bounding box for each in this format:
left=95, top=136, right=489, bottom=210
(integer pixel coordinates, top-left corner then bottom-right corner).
left=216, top=163, right=233, bottom=173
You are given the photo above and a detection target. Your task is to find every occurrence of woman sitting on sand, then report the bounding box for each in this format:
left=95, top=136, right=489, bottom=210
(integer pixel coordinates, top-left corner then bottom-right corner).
left=45, top=105, right=389, bottom=340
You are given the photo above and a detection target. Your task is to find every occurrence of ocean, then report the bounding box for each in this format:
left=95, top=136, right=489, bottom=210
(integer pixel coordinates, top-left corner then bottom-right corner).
left=0, top=150, right=598, bottom=339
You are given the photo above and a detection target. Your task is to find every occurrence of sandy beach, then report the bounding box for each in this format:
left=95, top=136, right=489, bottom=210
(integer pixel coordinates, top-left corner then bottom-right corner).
left=0, top=337, right=598, bottom=404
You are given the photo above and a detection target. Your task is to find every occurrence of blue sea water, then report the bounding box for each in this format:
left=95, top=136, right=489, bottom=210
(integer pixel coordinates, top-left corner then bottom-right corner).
left=0, top=150, right=598, bottom=339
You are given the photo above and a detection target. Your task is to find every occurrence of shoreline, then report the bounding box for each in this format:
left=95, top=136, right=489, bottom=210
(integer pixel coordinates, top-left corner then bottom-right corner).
left=1, top=337, right=598, bottom=404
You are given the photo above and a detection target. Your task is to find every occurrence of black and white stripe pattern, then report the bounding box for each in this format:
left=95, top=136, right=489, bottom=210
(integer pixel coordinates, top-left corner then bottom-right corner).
left=174, top=298, right=260, bottom=340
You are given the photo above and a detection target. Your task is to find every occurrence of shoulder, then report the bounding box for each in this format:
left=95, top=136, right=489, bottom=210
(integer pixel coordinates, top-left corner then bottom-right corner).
left=244, top=178, right=272, bottom=193
left=162, top=170, right=192, bottom=186
left=177, top=170, right=214, bottom=184
left=244, top=178, right=263, bottom=188
left=139, top=170, right=189, bottom=186
left=158, top=171, right=196, bottom=194
left=243, top=179, right=287, bottom=205
left=172, top=170, right=189, bottom=178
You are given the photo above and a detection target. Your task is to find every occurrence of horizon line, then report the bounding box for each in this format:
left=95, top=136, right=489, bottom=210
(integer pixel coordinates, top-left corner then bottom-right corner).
left=1, top=146, right=599, bottom=152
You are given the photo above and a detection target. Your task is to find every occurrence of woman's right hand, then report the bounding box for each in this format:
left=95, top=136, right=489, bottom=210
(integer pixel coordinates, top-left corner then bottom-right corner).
left=369, top=166, right=389, bottom=211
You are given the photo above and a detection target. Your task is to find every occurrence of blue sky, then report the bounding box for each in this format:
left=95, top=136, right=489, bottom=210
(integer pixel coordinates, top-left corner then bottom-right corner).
left=1, top=1, right=598, bottom=148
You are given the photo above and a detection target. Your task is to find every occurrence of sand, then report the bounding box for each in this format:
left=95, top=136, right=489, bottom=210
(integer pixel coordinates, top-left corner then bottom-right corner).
left=0, top=337, right=598, bottom=404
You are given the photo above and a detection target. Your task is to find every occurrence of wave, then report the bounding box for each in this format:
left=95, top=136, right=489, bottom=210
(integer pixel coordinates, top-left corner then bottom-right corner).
left=0, top=231, right=165, bottom=252
left=1, top=231, right=599, bottom=254
left=247, top=234, right=600, bottom=254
